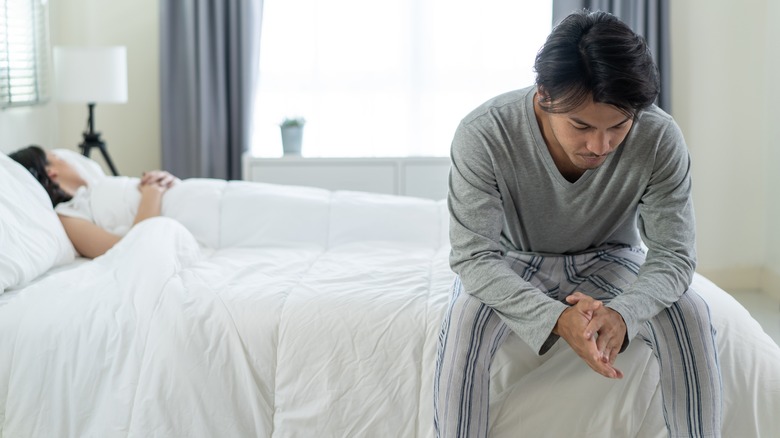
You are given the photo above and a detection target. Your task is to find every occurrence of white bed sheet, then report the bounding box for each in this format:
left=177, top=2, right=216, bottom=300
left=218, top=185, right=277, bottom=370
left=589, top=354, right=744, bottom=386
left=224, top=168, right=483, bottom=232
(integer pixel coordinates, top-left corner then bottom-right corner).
left=1, top=181, right=779, bottom=437
left=0, top=258, right=90, bottom=308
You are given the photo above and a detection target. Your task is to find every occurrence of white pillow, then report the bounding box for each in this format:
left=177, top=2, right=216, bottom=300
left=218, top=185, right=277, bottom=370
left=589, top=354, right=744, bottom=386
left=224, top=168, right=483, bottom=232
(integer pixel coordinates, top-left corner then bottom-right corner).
left=328, top=190, right=442, bottom=249
left=0, top=153, right=76, bottom=294
left=219, top=181, right=331, bottom=249
left=52, top=148, right=107, bottom=186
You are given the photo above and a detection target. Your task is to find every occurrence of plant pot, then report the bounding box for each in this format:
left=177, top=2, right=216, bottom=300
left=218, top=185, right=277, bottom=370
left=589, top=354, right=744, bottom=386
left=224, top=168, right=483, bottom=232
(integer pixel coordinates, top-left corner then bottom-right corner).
left=281, top=126, right=304, bottom=155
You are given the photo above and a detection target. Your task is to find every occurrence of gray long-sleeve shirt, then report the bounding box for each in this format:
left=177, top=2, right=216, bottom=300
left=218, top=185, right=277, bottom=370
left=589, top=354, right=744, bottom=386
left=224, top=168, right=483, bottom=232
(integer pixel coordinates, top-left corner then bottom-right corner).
left=448, top=86, right=696, bottom=354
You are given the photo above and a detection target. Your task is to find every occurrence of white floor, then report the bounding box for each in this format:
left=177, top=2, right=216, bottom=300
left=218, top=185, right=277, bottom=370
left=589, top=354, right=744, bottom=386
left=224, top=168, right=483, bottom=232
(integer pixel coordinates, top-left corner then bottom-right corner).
left=731, top=289, right=780, bottom=346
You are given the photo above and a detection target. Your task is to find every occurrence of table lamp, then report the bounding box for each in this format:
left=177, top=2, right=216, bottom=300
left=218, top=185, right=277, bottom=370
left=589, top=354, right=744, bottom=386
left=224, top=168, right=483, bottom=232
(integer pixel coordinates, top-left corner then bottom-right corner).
left=54, top=46, right=127, bottom=176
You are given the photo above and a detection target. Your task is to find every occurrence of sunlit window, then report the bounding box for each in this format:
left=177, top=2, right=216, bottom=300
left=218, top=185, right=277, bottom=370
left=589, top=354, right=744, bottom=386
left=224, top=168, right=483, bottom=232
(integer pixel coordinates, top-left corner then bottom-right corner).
left=0, top=0, right=50, bottom=108
left=253, top=0, right=552, bottom=157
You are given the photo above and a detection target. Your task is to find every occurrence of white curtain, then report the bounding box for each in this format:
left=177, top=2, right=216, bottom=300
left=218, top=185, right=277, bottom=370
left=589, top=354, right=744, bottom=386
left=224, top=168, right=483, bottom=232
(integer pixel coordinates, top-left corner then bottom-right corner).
left=252, top=0, right=553, bottom=158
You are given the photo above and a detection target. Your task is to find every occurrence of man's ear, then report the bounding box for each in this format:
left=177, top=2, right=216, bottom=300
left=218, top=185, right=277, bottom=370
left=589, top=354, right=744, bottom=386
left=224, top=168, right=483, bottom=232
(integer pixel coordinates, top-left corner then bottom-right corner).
left=536, top=85, right=550, bottom=103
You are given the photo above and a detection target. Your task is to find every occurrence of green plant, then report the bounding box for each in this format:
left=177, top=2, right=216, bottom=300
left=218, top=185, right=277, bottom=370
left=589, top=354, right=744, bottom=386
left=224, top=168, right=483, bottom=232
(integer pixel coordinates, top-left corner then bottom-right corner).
left=280, top=117, right=306, bottom=128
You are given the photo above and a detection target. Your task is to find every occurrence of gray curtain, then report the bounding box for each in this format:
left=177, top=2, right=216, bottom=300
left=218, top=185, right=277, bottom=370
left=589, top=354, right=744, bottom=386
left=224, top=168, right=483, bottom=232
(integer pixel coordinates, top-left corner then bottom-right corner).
left=552, top=0, right=671, bottom=112
left=160, top=0, right=263, bottom=180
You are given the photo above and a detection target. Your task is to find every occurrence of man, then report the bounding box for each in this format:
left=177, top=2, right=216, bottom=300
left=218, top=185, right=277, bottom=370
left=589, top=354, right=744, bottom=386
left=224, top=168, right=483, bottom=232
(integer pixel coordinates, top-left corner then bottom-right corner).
left=434, top=10, right=722, bottom=438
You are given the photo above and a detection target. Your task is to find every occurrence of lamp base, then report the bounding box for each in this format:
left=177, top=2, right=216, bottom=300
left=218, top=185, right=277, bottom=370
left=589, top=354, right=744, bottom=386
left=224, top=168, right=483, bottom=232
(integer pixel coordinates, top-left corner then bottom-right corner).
left=80, top=102, right=120, bottom=176
left=80, top=132, right=120, bottom=176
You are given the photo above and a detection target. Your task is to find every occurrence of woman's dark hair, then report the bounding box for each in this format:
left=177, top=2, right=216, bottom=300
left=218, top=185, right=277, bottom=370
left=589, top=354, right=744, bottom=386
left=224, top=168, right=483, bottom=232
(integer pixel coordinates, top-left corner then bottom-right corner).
left=8, top=145, right=73, bottom=207
left=534, top=10, right=660, bottom=116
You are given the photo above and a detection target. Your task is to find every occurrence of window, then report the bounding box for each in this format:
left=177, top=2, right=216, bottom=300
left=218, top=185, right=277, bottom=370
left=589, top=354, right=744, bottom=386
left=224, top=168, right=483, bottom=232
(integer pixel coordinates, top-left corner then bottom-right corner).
left=253, top=0, right=552, bottom=158
left=0, top=0, right=50, bottom=108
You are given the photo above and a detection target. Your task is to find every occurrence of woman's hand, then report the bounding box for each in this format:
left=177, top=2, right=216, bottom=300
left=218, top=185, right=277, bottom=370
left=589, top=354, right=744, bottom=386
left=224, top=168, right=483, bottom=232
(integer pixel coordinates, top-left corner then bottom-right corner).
left=138, top=180, right=168, bottom=197
left=140, top=170, right=180, bottom=189
left=133, top=170, right=180, bottom=225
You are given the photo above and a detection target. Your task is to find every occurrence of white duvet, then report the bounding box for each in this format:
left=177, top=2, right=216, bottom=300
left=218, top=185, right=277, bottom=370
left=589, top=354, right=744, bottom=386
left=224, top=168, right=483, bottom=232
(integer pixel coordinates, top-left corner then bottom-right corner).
left=1, top=180, right=779, bottom=437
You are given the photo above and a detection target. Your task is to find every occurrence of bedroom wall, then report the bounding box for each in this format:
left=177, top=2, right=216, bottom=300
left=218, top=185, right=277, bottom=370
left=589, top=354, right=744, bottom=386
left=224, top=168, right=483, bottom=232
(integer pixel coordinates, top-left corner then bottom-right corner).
left=49, top=0, right=160, bottom=178
left=0, top=105, right=58, bottom=154
left=764, top=0, right=780, bottom=299
left=669, top=0, right=770, bottom=291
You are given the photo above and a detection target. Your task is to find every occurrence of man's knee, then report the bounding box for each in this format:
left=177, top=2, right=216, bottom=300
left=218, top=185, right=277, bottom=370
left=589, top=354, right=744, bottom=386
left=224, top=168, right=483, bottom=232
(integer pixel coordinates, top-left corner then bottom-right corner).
left=644, top=288, right=716, bottom=348
left=673, top=288, right=713, bottom=323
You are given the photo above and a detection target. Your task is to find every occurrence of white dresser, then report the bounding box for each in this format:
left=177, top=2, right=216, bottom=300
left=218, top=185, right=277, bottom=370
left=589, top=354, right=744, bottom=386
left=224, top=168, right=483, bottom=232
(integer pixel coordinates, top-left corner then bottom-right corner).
left=243, top=156, right=451, bottom=200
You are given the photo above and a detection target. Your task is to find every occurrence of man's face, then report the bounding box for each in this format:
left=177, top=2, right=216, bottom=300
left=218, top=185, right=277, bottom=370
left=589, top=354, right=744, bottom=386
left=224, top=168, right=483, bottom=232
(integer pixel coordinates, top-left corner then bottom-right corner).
left=543, top=97, right=634, bottom=172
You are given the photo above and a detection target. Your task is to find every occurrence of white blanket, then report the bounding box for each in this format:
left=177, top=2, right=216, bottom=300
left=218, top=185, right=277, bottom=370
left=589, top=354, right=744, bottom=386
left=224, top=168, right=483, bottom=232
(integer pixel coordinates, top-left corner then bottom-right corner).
left=1, top=180, right=779, bottom=437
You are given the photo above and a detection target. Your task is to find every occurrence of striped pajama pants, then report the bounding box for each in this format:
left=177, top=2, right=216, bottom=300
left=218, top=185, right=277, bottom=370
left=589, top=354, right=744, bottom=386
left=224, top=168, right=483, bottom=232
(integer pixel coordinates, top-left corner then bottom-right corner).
left=434, top=246, right=722, bottom=438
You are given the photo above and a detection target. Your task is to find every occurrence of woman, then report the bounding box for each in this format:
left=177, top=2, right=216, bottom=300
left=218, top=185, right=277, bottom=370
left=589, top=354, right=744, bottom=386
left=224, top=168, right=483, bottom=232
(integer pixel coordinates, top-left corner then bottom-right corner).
left=9, top=145, right=179, bottom=258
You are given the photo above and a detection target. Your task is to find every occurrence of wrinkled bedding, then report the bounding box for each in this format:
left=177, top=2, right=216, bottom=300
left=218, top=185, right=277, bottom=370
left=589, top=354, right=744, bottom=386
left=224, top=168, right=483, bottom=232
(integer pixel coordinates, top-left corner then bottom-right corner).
left=1, top=180, right=779, bottom=437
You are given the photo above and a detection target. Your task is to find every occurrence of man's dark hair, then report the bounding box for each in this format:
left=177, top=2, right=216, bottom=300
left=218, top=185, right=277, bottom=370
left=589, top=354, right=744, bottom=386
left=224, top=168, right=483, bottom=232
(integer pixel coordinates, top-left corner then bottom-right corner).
left=534, top=10, right=660, bottom=116
left=8, top=145, right=73, bottom=207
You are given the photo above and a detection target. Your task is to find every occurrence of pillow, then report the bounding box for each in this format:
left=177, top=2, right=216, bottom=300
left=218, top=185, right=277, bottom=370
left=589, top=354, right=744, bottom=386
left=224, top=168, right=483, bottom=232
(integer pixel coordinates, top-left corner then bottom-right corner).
left=0, top=153, right=76, bottom=294
left=219, top=181, right=331, bottom=249
left=328, top=190, right=442, bottom=248
left=52, top=148, right=107, bottom=186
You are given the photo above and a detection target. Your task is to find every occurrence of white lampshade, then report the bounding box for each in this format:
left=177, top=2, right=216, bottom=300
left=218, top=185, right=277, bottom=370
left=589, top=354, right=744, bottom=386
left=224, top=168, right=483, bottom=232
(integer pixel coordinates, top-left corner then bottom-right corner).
left=53, top=46, right=128, bottom=103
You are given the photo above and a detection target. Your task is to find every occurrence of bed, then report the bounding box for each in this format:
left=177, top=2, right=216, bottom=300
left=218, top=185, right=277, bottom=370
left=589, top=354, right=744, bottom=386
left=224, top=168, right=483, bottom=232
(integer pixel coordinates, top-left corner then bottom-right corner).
left=1, top=151, right=779, bottom=437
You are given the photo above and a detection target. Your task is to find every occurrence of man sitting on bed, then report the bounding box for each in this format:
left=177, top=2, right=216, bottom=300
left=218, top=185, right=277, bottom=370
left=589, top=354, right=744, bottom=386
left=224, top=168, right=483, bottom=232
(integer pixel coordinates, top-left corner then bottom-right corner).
left=434, top=10, right=722, bottom=438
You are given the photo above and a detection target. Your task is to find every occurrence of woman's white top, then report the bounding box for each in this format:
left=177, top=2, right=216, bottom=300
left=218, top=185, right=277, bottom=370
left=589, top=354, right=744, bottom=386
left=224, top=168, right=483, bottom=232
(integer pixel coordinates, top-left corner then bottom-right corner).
left=54, top=177, right=142, bottom=236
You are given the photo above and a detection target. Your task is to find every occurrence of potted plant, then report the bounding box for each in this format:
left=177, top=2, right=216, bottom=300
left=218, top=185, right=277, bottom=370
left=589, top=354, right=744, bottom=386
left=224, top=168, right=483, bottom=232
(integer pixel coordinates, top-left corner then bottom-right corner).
left=279, top=117, right=306, bottom=156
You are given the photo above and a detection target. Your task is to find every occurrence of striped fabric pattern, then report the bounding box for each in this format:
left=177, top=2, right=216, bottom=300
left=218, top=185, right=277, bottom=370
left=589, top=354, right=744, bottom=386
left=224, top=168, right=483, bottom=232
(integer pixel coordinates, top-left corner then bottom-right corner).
left=434, top=246, right=722, bottom=438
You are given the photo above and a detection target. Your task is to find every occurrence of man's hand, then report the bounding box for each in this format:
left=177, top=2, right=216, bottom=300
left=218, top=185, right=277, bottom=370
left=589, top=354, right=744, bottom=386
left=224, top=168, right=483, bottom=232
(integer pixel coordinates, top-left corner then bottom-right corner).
left=569, top=293, right=628, bottom=370
left=553, top=292, right=624, bottom=379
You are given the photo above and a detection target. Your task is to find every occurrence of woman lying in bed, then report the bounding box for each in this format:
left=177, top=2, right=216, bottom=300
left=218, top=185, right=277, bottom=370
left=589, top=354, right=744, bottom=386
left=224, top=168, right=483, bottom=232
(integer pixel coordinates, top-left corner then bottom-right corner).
left=10, top=145, right=180, bottom=258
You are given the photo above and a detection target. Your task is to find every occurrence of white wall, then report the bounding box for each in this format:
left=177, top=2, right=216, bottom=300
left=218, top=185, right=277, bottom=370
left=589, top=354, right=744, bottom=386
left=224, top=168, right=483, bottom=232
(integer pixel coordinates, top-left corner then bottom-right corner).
left=0, top=105, right=58, bottom=153
left=49, top=0, right=159, bottom=177
left=765, top=0, right=780, bottom=296
left=670, top=0, right=771, bottom=290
